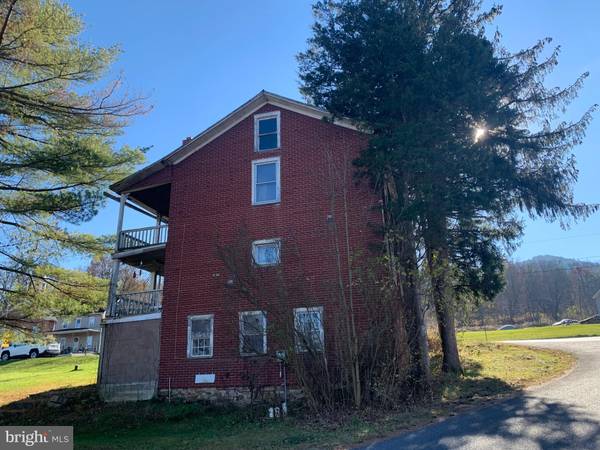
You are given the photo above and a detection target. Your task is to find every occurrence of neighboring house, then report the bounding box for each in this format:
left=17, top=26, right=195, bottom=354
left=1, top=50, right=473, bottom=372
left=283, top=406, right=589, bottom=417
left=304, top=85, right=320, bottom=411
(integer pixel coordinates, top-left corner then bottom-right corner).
left=52, top=313, right=103, bottom=353
left=98, top=91, right=377, bottom=402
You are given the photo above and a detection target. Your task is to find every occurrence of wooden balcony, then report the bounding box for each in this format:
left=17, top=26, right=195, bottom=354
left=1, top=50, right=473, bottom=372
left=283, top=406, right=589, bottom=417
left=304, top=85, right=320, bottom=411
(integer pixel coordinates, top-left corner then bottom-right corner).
left=114, top=225, right=168, bottom=275
left=118, top=225, right=168, bottom=252
left=109, top=289, right=163, bottom=318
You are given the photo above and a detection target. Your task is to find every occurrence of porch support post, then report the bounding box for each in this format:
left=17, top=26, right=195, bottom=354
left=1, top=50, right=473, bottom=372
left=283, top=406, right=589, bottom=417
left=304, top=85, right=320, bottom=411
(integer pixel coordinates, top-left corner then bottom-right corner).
left=99, top=192, right=127, bottom=386
left=108, top=193, right=128, bottom=315
left=151, top=271, right=158, bottom=290
left=153, top=214, right=162, bottom=244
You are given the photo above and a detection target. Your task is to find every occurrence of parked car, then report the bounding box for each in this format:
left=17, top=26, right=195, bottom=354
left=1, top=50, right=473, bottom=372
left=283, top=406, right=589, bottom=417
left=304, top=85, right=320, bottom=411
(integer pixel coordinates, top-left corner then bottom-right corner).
left=552, top=319, right=578, bottom=326
left=497, top=324, right=517, bottom=330
left=0, top=342, right=60, bottom=361
left=45, top=342, right=61, bottom=355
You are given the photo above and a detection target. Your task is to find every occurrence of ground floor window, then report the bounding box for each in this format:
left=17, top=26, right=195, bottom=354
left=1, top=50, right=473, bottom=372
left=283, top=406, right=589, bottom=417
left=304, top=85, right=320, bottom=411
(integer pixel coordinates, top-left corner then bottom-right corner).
left=239, top=311, right=267, bottom=355
left=294, top=307, right=324, bottom=352
left=187, top=314, right=214, bottom=358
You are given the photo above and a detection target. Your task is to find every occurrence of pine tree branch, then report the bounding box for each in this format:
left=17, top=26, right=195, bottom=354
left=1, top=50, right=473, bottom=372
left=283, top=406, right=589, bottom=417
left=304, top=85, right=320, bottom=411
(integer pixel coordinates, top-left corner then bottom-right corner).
left=0, top=0, right=18, bottom=46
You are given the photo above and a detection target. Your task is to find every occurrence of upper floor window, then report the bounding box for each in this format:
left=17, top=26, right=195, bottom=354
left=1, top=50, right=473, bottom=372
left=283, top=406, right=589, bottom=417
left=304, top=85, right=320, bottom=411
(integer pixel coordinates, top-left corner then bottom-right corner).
left=252, top=239, right=280, bottom=266
left=294, top=307, right=324, bottom=352
left=88, top=316, right=96, bottom=328
left=239, top=311, right=267, bottom=355
left=254, top=112, right=280, bottom=151
left=75, top=318, right=81, bottom=328
left=252, top=157, right=280, bottom=205
left=187, top=314, right=214, bottom=358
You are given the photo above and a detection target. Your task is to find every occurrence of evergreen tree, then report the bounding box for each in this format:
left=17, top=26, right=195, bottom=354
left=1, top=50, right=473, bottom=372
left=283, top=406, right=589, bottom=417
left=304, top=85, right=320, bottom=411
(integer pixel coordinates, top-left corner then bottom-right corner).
left=299, top=0, right=595, bottom=374
left=0, top=0, right=145, bottom=328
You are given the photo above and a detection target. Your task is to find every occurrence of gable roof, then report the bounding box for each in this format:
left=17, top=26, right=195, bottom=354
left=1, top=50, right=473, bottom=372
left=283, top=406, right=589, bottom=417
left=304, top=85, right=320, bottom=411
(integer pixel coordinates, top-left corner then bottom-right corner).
left=111, top=90, right=360, bottom=194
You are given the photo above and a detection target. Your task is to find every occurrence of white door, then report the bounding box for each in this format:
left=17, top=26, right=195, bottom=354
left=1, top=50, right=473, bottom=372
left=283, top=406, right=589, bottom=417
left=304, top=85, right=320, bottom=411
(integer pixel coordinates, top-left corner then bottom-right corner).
left=86, top=335, right=93, bottom=350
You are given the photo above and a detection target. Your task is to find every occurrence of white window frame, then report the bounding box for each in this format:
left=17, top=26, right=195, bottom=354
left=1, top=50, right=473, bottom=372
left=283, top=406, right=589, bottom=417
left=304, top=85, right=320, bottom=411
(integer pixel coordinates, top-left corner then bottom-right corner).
left=293, top=306, right=325, bottom=353
left=252, top=238, right=281, bottom=267
left=254, top=111, right=281, bottom=151
left=75, top=318, right=81, bottom=328
left=239, top=311, right=267, bottom=356
left=187, top=314, right=214, bottom=359
left=88, top=316, right=96, bottom=328
left=252, top=156, right=280, bottom=205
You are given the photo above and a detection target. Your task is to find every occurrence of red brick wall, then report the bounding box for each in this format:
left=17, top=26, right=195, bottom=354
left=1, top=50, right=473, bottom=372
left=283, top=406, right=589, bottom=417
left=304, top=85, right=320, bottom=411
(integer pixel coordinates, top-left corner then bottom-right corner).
left=146, top=104, right=379, bottom=390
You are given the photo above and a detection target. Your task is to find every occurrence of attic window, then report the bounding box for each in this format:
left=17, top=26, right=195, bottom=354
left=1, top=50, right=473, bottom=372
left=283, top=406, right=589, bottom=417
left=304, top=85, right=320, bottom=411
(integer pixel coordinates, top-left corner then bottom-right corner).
left=254, top=112, right=280, bottom=151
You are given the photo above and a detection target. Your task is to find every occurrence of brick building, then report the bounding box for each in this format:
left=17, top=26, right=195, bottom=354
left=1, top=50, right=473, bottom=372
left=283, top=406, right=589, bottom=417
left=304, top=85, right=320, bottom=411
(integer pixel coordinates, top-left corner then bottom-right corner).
left=98, top=91, right=379, bottom=402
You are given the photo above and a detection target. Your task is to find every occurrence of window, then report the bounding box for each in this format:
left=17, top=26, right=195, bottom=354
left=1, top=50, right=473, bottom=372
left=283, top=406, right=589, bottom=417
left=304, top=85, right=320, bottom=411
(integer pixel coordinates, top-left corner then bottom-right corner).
left=75, top=318, right=81, bottom=328
left=252, top=239, right=280, bottom=266
left=254, top=111, right=280, bottom=151
left=88, top=316, right=96, bottom=328
left=62, top=322, right=67, bottom=329
left=239, top=311, right=267, bottom=355
left=187, top=315, right=214, bottom=358
left=294, top=307, right=324, bottom=352
left=252, top=157, right=280, bottom=205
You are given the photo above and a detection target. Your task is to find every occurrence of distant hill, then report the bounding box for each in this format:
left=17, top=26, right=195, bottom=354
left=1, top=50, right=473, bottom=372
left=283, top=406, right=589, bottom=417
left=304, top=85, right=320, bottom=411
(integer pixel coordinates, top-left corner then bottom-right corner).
left=468, top=255, right=600, bottom=327
left=525, top=255, right=600, bottom=268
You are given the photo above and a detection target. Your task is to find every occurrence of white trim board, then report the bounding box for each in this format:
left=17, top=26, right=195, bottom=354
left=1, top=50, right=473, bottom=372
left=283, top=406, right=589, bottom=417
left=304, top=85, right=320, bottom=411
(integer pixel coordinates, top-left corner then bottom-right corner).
left=103, top=312, right=162, bottom=324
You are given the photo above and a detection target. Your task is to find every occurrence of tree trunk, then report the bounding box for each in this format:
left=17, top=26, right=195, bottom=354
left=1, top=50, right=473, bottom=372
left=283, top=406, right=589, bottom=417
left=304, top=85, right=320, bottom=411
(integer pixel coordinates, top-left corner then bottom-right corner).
left=426, top=245, right=462, bottom=374
left=383, top=176, right=431, bottom=399
left=399, top=238, right=431, bottom=396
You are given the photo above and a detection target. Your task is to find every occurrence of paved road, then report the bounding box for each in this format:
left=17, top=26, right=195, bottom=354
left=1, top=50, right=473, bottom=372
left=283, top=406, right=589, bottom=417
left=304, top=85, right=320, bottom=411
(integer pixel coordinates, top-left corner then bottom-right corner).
left=360, top=336, right=600, bottom=450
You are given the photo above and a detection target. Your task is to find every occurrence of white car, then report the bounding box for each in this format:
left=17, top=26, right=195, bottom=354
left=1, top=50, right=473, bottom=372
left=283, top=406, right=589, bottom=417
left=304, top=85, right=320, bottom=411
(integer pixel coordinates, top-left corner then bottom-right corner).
left=0, top=342, right=59, bottom=361
left=552, top=319, right=578, bottom=326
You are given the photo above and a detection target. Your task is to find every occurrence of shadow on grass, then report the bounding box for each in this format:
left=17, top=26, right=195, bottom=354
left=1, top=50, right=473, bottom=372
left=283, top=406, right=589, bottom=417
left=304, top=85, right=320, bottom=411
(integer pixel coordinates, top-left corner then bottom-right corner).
left=0, top=358, right=22, bottom=367
left=0, top=385, right=254, bottom=429
left=0, top=386, right=99, bottom=423
left=430, top=353, right=518, bottom=404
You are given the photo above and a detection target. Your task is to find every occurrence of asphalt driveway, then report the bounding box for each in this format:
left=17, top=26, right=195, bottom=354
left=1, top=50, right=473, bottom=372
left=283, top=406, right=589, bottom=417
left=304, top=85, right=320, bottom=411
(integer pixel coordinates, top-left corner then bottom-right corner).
left=360, top=336, right=600, bottom=450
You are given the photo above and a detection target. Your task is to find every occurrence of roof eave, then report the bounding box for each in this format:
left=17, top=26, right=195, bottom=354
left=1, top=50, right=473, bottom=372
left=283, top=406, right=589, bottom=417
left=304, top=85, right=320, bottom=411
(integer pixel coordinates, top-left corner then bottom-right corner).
left=110, top=90, right=360, bottom=194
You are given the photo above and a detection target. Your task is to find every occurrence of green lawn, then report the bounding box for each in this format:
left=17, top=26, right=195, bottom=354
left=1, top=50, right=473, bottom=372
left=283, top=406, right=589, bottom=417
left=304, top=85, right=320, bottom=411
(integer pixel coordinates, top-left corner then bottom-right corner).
left=0, top=343, right=573, bottom=449
left=0, top=355, right=98, bottom=406
left=459, top=323, right=600, bottom=342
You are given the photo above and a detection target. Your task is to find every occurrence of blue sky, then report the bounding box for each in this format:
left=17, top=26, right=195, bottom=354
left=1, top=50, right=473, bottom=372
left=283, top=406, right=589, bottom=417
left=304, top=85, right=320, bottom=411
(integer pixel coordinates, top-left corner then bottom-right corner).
left=67, top=0, right=600, bottom=267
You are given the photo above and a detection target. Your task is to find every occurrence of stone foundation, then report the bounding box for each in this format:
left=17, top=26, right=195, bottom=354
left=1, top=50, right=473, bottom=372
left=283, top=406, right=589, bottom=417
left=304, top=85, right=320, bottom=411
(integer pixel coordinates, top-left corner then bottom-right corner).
left=158, top=386, right=303, bottom=405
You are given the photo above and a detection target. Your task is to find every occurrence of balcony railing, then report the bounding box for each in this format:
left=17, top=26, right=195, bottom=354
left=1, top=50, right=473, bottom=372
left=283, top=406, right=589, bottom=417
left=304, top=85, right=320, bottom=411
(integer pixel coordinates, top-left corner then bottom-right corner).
left=118, top=225, right=168, bottom=252
left=110, top=289, right=163, bottom=317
